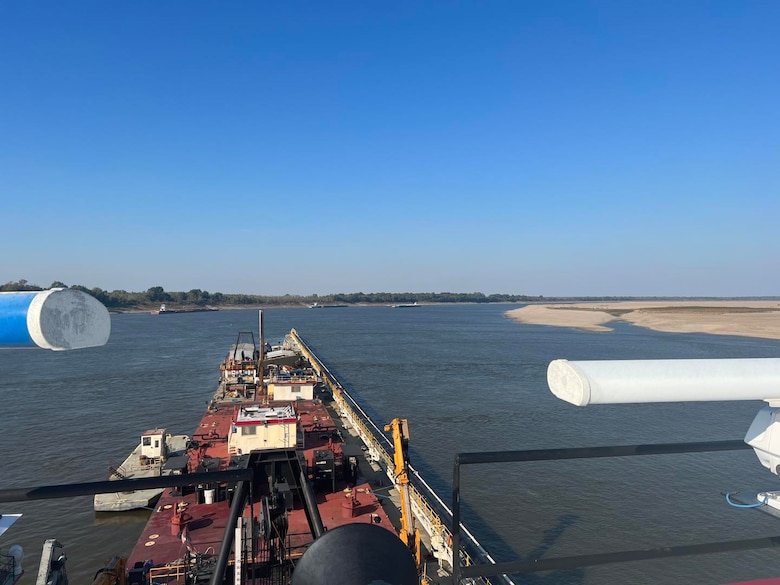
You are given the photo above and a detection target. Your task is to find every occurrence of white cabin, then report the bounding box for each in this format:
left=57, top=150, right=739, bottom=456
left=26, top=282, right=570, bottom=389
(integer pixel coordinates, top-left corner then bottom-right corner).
left=140, top=428, right=168, bottom=461
left=267, top=367, right=316, bottom=401
left=270, top=379, right=316, bottom=401
left=228, top=406, right=298, bottom=455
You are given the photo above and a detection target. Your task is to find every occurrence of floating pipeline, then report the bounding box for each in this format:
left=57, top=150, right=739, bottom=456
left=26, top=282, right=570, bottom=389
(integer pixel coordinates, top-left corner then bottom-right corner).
left=0, top=289, right=110, bottom=350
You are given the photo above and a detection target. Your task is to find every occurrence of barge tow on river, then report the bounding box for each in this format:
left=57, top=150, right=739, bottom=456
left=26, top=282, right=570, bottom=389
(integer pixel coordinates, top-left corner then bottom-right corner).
left=151, top=304, right=218, bottom=315
left=0, top=294, right=499, bottom=585
left=120, top=312, right=500, bottom=585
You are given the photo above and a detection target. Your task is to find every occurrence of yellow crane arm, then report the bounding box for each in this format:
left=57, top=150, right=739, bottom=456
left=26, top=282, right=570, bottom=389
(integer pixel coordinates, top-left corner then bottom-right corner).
left=384, top=418, right=421, bottom=566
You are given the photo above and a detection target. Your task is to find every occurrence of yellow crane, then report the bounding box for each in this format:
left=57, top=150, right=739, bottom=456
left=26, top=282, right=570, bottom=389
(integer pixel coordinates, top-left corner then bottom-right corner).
left=384, top=418, right=422, bottom=567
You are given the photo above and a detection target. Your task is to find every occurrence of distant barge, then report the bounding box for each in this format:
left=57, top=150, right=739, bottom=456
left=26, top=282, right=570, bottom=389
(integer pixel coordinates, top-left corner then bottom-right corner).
left=150, top=303, right=218, bottom=315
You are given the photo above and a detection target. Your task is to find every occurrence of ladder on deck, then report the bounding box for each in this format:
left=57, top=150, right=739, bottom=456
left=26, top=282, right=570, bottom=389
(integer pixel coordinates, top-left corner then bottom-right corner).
left=107, top=464, right=128, bottom=480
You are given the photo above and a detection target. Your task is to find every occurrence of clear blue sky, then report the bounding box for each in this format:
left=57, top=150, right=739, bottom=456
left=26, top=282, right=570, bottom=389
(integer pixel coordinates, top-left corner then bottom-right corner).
left=2, top=1, right=778, bottom=297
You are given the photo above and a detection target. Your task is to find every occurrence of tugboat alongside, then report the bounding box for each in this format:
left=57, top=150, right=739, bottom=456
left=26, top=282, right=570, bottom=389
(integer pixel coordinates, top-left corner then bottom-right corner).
left=94, top=429, right=190, bottom=512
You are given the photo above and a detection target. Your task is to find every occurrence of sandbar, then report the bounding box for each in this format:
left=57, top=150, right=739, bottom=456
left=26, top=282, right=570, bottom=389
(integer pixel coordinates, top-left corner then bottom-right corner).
left=505, top=301, right=780, bottom=340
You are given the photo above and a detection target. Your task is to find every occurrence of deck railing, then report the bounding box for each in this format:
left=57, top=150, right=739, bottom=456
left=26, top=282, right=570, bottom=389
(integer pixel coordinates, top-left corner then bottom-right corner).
left=268, top=374, right=318, bottom=384
left=148, top=563, right=186, bottom=584
left=449, top=440, right=775, bottom=583
left=290, top=330, right=509, bottom=584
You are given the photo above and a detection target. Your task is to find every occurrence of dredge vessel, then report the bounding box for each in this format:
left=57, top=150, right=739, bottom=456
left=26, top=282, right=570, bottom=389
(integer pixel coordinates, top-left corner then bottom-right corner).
left=0, top=295, right=497, bottom=585
left=121, top=312, right=493, bottom=585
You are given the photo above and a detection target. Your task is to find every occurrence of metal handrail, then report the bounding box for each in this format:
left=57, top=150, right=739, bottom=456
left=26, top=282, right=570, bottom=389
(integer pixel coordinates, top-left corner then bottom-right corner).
left=451, top=440, right=755, bottom=583
left=290, top=330, right=505, bottom=583
left=149, top=563, right=186, bottom=582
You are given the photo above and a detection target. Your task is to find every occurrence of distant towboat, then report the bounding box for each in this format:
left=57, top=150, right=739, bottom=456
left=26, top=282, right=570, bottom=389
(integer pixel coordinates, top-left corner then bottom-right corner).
left=308, top=302, right=348, bottom=309
left=389, top=301, right=420, bottom=308
left=150, top=303, right=218, bottom=315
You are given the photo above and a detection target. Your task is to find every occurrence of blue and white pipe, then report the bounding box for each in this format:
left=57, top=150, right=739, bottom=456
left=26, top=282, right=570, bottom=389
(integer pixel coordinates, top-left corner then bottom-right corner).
left=0, top=289, right=110, bottom=350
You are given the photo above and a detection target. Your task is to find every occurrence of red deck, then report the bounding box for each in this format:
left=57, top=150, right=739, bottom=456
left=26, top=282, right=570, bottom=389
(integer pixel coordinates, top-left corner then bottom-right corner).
left=126, top=390, right=396, bottom=583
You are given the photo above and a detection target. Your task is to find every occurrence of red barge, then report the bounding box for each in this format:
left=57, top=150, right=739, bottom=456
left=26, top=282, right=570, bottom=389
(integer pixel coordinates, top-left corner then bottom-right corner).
left=124, top=315, right=403, bottom=585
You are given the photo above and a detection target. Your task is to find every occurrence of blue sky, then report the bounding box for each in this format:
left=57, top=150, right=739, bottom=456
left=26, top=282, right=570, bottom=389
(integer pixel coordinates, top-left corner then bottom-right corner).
left=1, top=1, right=778, bottom=296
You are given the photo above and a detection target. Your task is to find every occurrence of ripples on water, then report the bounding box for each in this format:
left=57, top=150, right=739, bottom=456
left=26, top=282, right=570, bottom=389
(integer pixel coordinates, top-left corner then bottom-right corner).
left=2, top=305, right=780, bottom=583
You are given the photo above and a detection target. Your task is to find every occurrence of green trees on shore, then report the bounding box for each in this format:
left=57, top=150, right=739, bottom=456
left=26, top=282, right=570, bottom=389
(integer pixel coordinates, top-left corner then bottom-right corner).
left=0, top=280, right=544, bottom=309
left=5, top=280, right=749, bottom=309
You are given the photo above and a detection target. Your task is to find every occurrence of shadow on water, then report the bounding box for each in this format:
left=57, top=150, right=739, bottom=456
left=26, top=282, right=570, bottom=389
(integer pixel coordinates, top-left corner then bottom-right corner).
left=314, top=351, right=556, bottom=580
left=510, top=513, right=584, bottom=585
left=93, top=509, right=152, bottom=526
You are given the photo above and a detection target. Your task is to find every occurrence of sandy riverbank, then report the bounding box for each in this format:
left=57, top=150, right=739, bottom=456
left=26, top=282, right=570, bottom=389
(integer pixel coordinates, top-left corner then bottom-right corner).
left=506, top=301, right=780, bottom=340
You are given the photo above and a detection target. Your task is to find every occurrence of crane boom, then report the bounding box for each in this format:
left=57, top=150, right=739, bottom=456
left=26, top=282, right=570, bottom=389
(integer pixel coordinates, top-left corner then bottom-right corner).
left=384, top=418, right=421, bottom=566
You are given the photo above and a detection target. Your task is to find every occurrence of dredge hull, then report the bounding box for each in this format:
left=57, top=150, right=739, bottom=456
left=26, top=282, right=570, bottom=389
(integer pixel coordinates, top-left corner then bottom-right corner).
left=125, top=327, right=398, bottom=585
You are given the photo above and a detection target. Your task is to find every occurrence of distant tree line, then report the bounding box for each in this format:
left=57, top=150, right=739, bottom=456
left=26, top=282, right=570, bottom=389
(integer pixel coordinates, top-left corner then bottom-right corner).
left=7, top=279, right=751, bottom=310
left=0, top=279, right=556, bottom=309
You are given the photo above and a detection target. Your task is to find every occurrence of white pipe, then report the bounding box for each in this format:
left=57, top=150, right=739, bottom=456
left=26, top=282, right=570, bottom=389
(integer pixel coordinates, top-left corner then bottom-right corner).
left=547, top=358, right=780, bottom=406
left=0, top=289, right=110, bottom=350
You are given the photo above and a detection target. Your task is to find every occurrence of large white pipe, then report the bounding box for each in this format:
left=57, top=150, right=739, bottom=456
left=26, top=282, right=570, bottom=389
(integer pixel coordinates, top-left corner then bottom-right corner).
left=547, top=358, right=780, bottom=406
left=0, top=289, right=110, bottom=350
